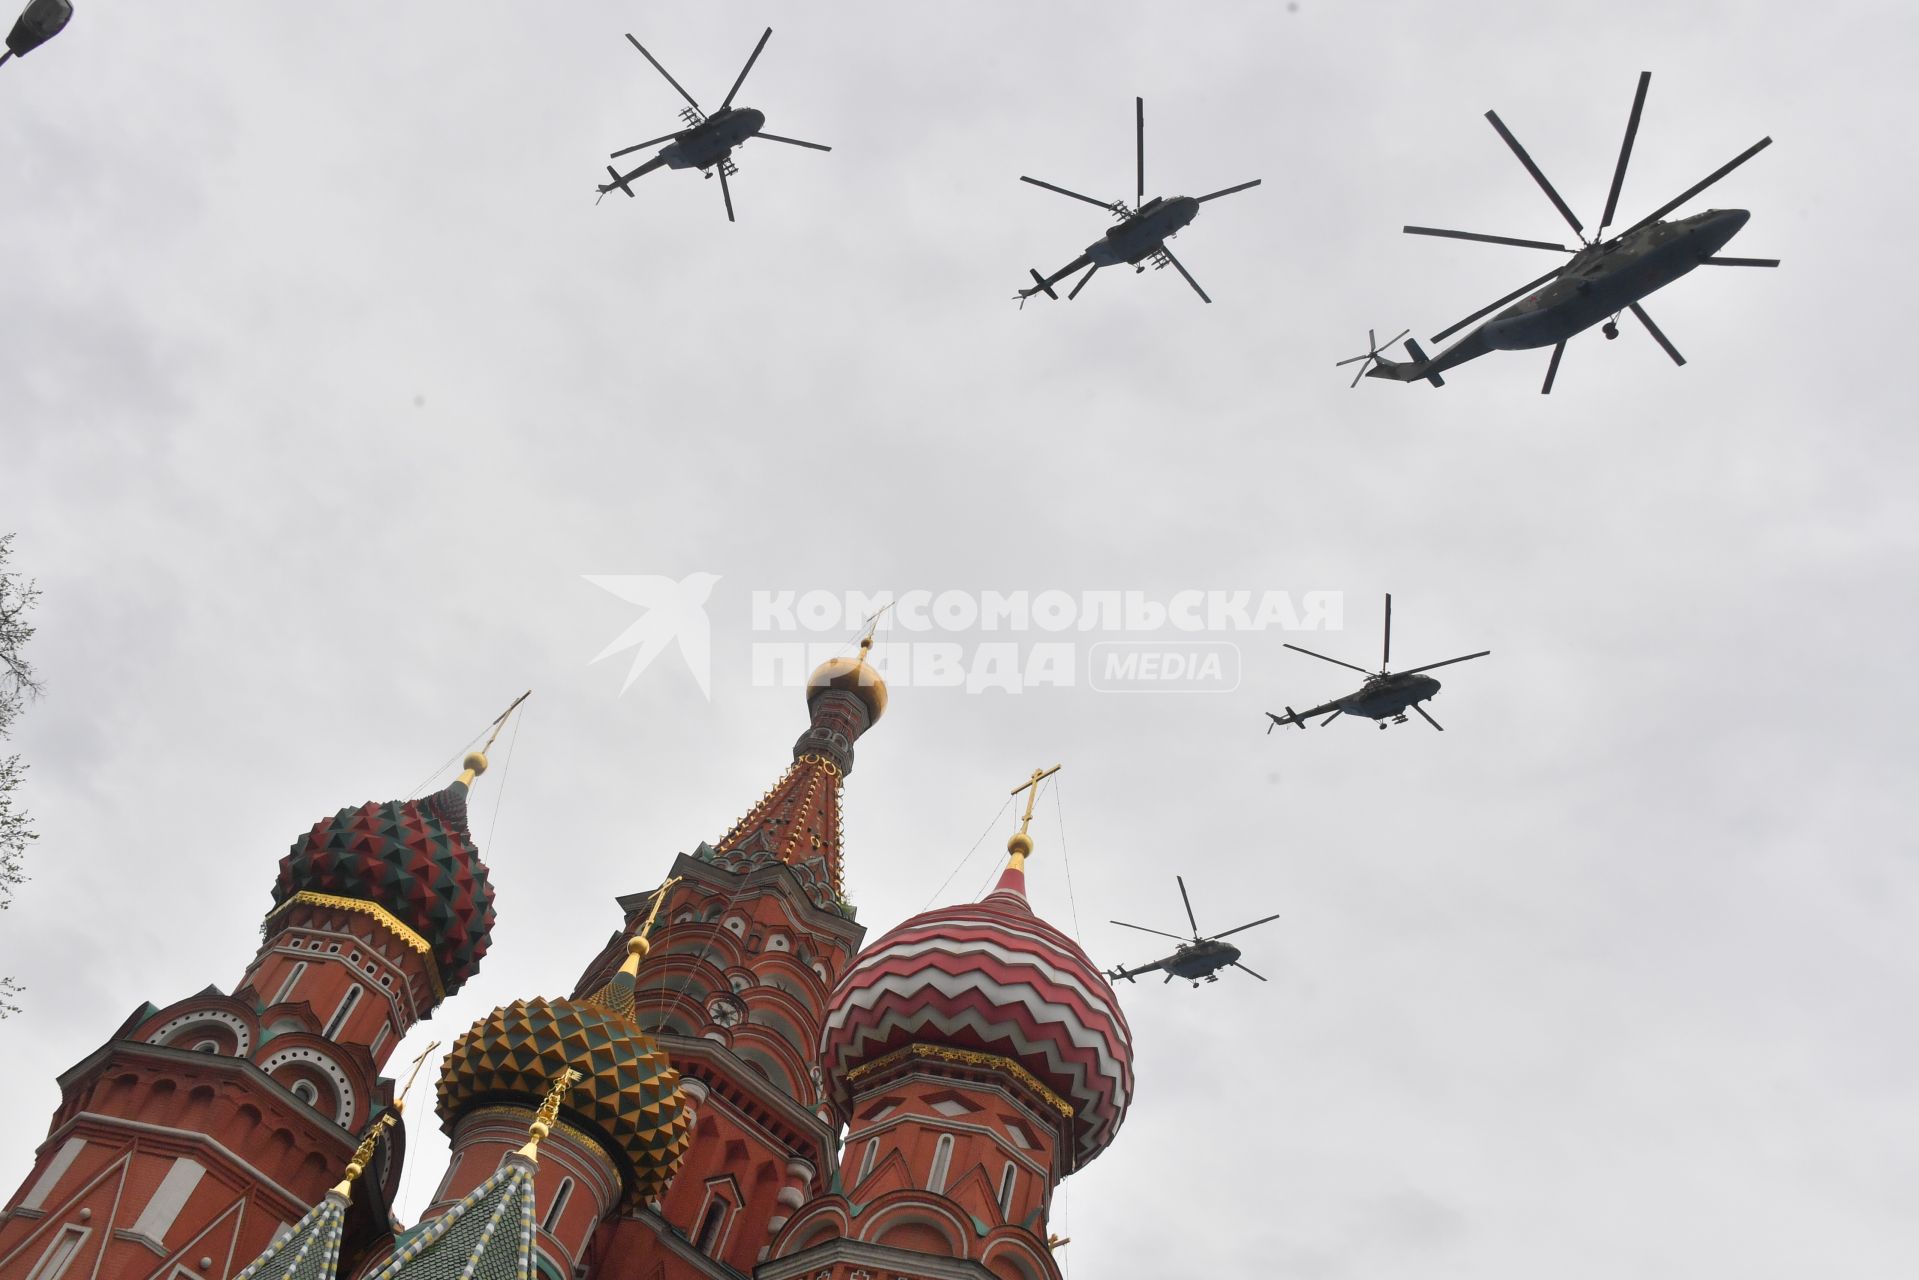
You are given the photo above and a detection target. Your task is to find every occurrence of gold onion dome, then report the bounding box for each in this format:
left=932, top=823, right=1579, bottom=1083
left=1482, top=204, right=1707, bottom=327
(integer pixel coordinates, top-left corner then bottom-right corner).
left=807, top=633, right=887, bottom=725
left=436, top=935, right=690, bottom=1208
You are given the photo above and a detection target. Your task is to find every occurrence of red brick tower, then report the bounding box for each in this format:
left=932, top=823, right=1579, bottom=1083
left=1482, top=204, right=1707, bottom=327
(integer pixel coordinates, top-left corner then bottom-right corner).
left=570, top=644, right=886, bottom=1280
left=0, top=732, right=506, bottom=1280
left=776, top=773, right=1134, bottom=1280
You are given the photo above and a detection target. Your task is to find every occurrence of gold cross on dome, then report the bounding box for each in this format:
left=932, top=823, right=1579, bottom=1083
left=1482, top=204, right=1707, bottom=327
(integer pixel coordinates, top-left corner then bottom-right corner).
left=1009, top=764, right=1061, bottom=838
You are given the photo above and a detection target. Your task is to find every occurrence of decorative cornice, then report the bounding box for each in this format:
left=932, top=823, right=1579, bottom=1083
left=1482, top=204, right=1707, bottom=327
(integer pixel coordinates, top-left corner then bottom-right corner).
left=844, top=1043, right=1075, bottom=1119
left=263, top=891, right=447, bottom=1000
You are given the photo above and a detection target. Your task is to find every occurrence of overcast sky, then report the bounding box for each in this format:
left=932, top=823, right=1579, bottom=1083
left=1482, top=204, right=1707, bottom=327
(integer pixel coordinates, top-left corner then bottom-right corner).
left=4, top=2, right=1916, bottom=1278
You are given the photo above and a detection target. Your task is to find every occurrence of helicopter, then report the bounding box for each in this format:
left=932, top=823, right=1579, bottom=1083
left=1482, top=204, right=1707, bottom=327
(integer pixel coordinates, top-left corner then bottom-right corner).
left=1342, top=71, right=1779, bottom=393
left=1015, top=97, right=1260, bottom=306
left=1107, top=876, right=1279, bottom=987
left=1, top=0, right=71, bottom=69
left=1265, top=594, right=1488, bottom=733
left=596, top=27, right=830, bottom=222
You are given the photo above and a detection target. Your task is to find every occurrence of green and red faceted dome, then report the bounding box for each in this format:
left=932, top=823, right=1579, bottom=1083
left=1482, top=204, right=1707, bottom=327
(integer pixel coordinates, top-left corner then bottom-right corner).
left=273, top=762, right=496, bottom=997
left=820, top=857, right=1135, bottom=1167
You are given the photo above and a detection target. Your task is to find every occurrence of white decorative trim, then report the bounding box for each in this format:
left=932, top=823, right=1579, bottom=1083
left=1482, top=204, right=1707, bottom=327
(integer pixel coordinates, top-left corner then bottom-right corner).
left=258, top=1047, right=355, bottom=1125
left=20, top=1138, right=87, bottom=1212
left=147, top=1013, right=251, bottom=1057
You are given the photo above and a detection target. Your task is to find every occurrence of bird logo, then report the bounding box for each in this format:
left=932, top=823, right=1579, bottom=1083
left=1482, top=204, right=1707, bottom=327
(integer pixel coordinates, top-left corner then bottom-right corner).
left=583, top=573, right=721, bottom=698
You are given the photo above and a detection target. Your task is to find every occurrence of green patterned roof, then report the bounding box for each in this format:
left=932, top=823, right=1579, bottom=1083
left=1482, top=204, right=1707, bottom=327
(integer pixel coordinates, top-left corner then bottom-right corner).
left=364, top=1157, right=537, bottom=1280
left=234, top=1191, right=348, bottom=1280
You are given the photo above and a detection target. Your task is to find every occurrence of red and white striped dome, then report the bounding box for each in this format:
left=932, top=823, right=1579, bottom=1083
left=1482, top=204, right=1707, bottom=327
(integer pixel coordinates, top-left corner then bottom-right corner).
left=820, top=863, right=1134, bottom=1166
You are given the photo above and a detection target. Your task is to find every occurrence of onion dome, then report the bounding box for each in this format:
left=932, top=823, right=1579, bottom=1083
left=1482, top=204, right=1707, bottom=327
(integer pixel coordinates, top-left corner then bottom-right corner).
left=820, top=831, right=1134, bottom=1168
left=273, top=751, right=497, bottom=998
left=806, top=631, right=887, bottom=728
left=437, top=936, right=691, bottom=1209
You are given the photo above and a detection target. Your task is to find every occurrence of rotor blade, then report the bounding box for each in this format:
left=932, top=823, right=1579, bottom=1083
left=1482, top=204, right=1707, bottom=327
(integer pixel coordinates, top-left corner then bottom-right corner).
left=1212, top=912, right=1281, bottom=941
left=1381, top=593, right=1392, bottom=671
left=1161, top=248, right=1211, bottom=303
left=718, top=27, right=772, bottom=112
left=610, top=132, right=681, bottom=159
left=1020, top=175, right=1118, bottom=211
left=1541, top=339, right=1566, bottom=395
left=624, top=33, right=701, bottom=112
left=1282, top=642, right=1372, bottom=675
left=1135, top=96, right=1145, bottom=212
left=1621, top=137, right=1773, bottom=235
left=1195, top=179, right=1262, bottom=203
left=1431, top=263, right=1567, bottom=343
left=718, top=165, right=736, bottom=223
left=1396, top=650, right=1491, bottom=677
left=1485, top=110, right=1585, bottom=236
left=1412, top=702, right=1445, bottom=732
left=1232, top=961, right=1270, bottom=983
left=756, top=132, right=832, bottom=152
left=1629, top=301, right=1684, bottom=366
left=1403, top=225, right=1573, bottom=252
left=1319, top=710, right=1342, bottom=726
left=1702, top=255, right=1780, bottom=267
left=1111, top=919, right=1188, bottom=943
left=1067, top=264, right=1099, bottom=300
left=1598, top=71, right=1651, bottom=232
left=1176, top=875, right=1199, bottom=936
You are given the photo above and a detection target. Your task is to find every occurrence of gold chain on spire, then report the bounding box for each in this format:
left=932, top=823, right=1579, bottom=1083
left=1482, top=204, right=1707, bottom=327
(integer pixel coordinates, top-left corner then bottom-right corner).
left=1006, top=764, right=1061, bottom=869
left=326, top=1038, right=439, bottom=1196
left=460, top=690, right=532, bottom=785
left=515, top=1067, right=582, bottom=1162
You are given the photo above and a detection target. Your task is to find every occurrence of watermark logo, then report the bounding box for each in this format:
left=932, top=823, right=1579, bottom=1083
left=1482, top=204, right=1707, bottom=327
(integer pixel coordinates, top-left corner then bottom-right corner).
left=586, top=583, right=1339, bottom=697
left=583, top=573, right=721, bottom=697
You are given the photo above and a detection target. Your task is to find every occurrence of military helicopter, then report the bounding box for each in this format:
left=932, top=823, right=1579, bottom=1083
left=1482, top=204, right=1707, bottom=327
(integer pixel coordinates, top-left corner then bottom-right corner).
left=596, top=27, right=830, bottom=222
left=1, top=0, right=72, bottom=69
left=1343, top=71, right=1779, bottom=393
left=1107, top=876, right=1279, bottom=987
left=1266, top=594, right=1488, bottom=732
left=1016, top=97, right=1260, bottom=306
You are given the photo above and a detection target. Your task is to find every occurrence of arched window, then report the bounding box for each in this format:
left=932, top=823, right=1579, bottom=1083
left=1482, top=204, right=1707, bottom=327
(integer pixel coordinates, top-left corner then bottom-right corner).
left=926, top=1134, right=954, bottom=1194
left=542, top=1178, right=573, bottom=1234
left=290, top=1080, right=319, bottom=1107
left=695, top=1201, right=727, bottom=1255
left=192, top=1040, right=220, bottom=1055
left=322, top=986, right=362, bottom=1040
left=998, top=1162, right=1018, bottom=1217
left=272, top=962, right=308, bottom=1005
left=857, top=1138, right=879, bottom=1184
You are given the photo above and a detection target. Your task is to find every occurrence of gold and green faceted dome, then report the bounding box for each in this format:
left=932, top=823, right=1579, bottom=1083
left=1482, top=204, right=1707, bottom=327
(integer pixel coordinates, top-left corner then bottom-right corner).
left=437, top=941, right=691, bottom=1207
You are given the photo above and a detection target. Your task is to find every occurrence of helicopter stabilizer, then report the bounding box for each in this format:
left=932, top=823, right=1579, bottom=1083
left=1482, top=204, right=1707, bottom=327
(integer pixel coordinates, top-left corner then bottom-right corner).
left=1403, top=338, right=1445, bottom=387
left=602, top=166, right=636, bottom=199
left=1027, top=269, right=1059, bottom=301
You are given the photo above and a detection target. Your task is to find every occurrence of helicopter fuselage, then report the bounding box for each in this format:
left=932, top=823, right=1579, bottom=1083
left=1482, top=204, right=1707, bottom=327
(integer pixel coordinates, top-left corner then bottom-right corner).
left=1086, top=195, right=1201, bottom=266
left=1372, top=208, right=1753, bottom=381
left=1339, top=672, right=1442, bottom=721
left=660, top=106, right=766, bottom=170
left=1482, top=208, right=1750, bottom=349
left=1162, top=938, right=1240, bottom=981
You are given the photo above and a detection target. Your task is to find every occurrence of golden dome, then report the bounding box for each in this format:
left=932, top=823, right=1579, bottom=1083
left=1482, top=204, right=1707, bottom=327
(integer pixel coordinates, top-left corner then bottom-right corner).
left=807, top=654, right=887, bottom=724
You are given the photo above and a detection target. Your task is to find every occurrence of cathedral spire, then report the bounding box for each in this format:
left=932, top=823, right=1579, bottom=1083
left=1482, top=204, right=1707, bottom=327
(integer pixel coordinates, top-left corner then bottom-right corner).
left=708, top=633, right=886, bottom=910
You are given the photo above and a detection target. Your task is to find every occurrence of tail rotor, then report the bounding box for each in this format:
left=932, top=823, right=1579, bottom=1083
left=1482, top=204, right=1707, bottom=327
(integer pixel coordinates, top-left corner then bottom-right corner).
left=1335, top=328, right=1410, bottom=388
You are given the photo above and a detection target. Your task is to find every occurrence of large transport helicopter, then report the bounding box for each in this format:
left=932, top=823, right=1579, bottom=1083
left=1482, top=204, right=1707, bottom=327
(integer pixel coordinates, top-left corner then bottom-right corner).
left=1266, top=595, right=1488, bottom=733
left=1107, top=876, right=1280, bottom=988
left=1343, top=71, right=1779, bottom=393
left=1016, top=97, right=1260, bottom=305
left=596, top=27, right=830, bottom=222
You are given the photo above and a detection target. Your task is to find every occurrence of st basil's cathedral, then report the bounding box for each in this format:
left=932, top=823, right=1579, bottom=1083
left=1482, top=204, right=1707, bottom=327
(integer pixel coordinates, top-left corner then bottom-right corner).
left=0, top=643, right=1135, bottom=1280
